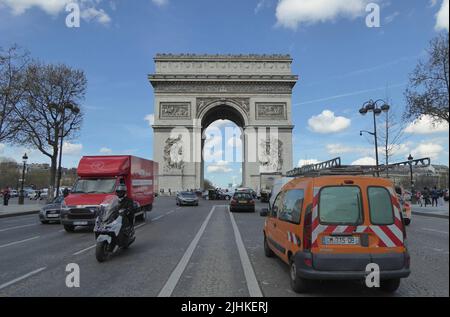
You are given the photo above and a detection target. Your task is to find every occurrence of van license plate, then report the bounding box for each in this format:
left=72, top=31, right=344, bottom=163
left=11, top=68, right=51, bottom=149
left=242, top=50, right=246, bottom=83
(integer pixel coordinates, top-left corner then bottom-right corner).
left=323, top=236, right=360, bottom=245
left=74, top=221, right=88, bottom=226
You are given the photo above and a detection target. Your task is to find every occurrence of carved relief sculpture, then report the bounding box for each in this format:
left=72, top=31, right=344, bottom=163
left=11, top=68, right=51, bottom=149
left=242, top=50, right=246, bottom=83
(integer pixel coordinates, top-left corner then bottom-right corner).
left=160, top=103, right=191, bottom=119
left=164, top=135, right=185, bottom=171
left=259, top=138, right=284, bottom=173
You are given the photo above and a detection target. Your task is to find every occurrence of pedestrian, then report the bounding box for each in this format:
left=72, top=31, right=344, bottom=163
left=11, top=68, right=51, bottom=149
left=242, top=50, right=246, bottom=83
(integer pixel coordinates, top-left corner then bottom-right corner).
left=423, top=187, right=431, bottom=207
left=3, top=188, right=11, bottom=206
left=431, top=186, right=439, bottom=207
left=438, top=189, right=445, bottom=207
left=416, top=191, right=423, bottom=207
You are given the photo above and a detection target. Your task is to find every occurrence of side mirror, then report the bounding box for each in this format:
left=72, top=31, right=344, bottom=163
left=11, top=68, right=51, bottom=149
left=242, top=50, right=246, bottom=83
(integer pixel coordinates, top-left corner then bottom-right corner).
left=260, top=208, right=269, bottom=217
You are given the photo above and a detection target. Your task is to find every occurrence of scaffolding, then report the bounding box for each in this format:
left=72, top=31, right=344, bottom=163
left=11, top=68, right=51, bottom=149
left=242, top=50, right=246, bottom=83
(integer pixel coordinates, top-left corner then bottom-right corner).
left=286, top=157, right=431, bottom=178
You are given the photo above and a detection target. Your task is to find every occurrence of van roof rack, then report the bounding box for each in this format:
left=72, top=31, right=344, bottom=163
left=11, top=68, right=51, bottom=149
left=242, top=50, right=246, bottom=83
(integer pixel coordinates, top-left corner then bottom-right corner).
left=286, top=157, right=431, bottom=178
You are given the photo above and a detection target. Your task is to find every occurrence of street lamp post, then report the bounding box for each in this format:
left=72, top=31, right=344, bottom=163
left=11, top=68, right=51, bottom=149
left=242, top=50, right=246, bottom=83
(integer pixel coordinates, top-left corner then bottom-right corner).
left=18, top=153, right=28, bottom=205
left=408, top=154, right=414, bottom=194
left=359, top=99, right=390, bottom=177
left=54, top=102, right=80, bottom=198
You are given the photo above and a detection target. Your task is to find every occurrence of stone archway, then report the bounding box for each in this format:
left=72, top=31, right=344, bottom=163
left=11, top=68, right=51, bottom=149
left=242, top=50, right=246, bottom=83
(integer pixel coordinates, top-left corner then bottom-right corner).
left=149, top=54, right=298, bottom=193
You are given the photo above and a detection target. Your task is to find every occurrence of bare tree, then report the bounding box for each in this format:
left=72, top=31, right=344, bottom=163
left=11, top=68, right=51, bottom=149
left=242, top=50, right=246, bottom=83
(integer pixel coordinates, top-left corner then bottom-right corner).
left=378, top=102, right=408, bottom=177
left=13, top=62, right=86, bottom=199
left=0, top=45, right=29, bottom=143
left=405, top=32, right=449, bottom=123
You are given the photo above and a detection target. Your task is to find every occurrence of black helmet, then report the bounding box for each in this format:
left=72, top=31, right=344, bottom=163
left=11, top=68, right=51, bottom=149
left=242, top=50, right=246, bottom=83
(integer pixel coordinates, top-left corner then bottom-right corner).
left=116, top=184, right=127, bottom=198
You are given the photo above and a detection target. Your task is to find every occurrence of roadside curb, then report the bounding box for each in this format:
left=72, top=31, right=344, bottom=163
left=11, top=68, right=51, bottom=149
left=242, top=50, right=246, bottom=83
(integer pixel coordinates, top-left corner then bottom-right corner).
left=412, top=211, right=449, bottom=219
left=0, top=210, right=39, bottom=219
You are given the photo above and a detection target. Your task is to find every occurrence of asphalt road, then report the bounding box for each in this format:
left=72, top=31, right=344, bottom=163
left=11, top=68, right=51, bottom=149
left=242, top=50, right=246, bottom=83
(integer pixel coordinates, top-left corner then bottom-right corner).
left=0, top=197, right=448, bottom=297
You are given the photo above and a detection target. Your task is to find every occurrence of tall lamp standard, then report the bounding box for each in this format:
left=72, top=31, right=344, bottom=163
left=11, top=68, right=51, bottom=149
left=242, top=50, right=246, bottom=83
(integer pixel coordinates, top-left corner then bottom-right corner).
left=408, top=154, right=414, bottom=194
left=54, top=102, right=80, bottom=198
left=359, top=99, right=390, bottom=177
left=18, top=153, right=28, bottom=205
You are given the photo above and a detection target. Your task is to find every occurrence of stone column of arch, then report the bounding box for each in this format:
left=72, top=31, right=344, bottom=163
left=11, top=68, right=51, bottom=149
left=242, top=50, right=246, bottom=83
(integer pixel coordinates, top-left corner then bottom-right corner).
left=149, top=54, right=298, bottom=193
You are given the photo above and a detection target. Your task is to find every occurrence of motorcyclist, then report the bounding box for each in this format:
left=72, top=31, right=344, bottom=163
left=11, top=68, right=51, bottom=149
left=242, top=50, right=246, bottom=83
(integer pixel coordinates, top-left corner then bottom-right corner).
left=115, top=184, right=135, bottom=237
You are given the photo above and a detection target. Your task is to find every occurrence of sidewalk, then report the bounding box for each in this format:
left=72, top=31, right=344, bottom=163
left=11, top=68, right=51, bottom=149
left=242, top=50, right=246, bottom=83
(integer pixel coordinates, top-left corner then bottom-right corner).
left=412, top=202, right=449, bottom=219
left=0, top=203, right=43, bottom=219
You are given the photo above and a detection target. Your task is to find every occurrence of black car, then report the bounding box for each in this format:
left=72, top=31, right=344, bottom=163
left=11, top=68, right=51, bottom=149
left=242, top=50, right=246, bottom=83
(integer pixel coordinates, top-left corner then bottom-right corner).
left=39, top=196, right=65, bottom=224
left=230, top=192, right=255, bottom=212
left=176, top=191, right=199, bottom=206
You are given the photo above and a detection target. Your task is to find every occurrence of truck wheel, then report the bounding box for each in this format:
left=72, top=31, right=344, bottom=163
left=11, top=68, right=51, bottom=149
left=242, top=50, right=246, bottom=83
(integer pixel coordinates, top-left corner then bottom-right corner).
left=95, top=241, right=108, bottom=263
left=264, top=236, right=274, bottom=258
left=64, top=225, right=75, bottom=232
left=289, top=258, right=310, bottom=293
left=380, top=279, right=401, bottom=293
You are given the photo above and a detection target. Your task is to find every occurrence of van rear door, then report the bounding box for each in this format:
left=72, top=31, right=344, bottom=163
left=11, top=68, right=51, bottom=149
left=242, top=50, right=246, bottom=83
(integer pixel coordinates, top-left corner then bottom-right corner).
left=311, top=185, right=372, bottom=271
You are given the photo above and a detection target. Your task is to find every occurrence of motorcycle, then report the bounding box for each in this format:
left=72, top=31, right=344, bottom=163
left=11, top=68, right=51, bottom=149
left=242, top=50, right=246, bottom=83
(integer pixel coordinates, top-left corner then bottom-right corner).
left=94, top=196, right=135, bottom=262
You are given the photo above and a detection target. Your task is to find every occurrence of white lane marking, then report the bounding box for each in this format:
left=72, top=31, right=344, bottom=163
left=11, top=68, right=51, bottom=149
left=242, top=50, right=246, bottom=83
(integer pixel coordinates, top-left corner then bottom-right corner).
left=58, top=229, right=66, bottom=233
left=0, top=223, right=38, bottom=233
left=167, top=210, right=175, bottom=215
left=0, top=267, right=47, bottom=291
left=0, top=236, right=40, bottom=249
left=158, top=205, right=216, bottom=297
left=73, top=244, right=96, bottom=255
left=228, top=206, right=263, bottom=297
left=422, top=228, right=449, bottom=235
left=152, top=215, right=165, bottom=221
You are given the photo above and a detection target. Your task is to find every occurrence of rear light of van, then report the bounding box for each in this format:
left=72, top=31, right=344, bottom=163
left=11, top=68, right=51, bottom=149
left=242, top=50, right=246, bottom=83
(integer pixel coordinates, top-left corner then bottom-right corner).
left=303, top=204, right=313, bottom=251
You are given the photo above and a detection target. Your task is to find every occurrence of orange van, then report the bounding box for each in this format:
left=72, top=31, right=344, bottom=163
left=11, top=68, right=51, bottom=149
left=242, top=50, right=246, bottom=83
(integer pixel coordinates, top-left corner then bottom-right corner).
left=260, top=174, right=411, bottom=293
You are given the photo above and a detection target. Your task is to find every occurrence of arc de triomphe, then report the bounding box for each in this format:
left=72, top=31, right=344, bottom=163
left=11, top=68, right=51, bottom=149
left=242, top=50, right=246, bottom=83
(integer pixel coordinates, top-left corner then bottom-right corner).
left=149, top=54, right=298, bottom=192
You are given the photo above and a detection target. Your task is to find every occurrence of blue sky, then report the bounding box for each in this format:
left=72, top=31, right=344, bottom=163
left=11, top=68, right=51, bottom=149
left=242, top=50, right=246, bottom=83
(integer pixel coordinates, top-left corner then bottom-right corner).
left=0, top=0, right=449, bottom=188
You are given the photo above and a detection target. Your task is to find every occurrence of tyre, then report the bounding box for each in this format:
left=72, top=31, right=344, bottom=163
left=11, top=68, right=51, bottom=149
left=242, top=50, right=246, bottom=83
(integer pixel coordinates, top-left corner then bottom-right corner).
left=380, top=279, right=401, bottom=293
left=289, top=258, right=310, bottom=293
left=64, top=225, right=75, bottom=232
left=40, top=220, right=49, bottom=225
left=404, top=218, right=411, bottom=226
left=95, top=241, right=108, bottom=263
left=264, top=236, right=274, bottom=258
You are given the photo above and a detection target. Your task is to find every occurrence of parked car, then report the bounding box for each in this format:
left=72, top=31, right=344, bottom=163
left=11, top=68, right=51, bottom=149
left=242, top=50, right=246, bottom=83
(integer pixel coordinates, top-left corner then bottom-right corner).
left=9, top=190, right=19, bottom=198
left=176, top=191, right=199, bottom=206
left=230, top=191, right=255, bottom=212
left=39, top=196, right=65, bottom=224
left=260, top=175, right=410, bottom=294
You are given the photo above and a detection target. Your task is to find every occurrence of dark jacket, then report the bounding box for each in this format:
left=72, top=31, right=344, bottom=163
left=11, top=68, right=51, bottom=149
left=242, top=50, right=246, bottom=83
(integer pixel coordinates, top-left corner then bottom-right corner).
left=118, top=196, right=135, bottom=226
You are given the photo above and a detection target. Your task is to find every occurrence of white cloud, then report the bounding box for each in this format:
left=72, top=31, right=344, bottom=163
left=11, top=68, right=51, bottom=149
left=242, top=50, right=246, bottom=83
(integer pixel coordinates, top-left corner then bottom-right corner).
left=152, top=0, right=168, bottom=7
left=352, top=157, right=376, bottom=165
left=412, top=142, right=444, bottom=160
left=99, top=147, right=112, bottom=155
left=404, top=115, right=449, bottom=134
left=308, top=110, right=351, bottom=134
left=63, top=142, right=83, bottom=156
left=144, top=114, right=155, bottom=127
left=298, top=159, right=320, bottom=167
left=207, top=120, right=234, bottom=130
left=276, top=0, right=371, bottom=29
left=0, top=0, right=112, bottom=25
left=0, top=0, right=70, bottom=15
left=0, top=143, right=5, bottom=154
left=207, top=160, right=233, bottom=173
left=81, top=7, right=111, bottom=25
left=435, top=0, right=449, bottom=31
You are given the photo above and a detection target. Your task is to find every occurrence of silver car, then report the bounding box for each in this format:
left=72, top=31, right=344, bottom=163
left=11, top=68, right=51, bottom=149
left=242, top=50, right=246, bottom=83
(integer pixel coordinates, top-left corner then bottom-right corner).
left=39, top=196, right=64, bottom=224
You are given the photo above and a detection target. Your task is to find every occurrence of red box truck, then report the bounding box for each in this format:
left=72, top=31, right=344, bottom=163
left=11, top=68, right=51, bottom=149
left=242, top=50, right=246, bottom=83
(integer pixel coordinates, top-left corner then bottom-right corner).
left=61, top=156, right=158, bottom=232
